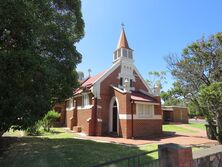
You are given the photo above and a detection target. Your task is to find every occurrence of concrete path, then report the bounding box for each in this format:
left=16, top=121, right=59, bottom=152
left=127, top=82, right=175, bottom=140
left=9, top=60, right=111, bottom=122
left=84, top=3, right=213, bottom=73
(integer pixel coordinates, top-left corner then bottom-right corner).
left=74, top=134, right=217, bottom=146
left=71, top=124, right=218, bottom=147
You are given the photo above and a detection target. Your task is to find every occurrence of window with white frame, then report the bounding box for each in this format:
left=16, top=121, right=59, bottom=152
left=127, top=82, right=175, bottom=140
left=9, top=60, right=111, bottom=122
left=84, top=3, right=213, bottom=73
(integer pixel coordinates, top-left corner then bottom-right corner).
left=122, top=49, right=127, bottom=57
left=137, top=104, right=154, bottom=118
left=66, top=98, right=73, bottom=109
left=82, top=94, right=89, bottom=107
left=128, top=50, right=133, bottom=59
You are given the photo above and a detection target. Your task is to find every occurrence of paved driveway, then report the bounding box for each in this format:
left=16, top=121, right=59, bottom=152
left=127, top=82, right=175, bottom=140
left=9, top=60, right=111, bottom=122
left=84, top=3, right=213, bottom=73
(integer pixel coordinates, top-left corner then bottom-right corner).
left=189, top=118, right=207, bottom=124
left=72, top=124, right=218, bottom=146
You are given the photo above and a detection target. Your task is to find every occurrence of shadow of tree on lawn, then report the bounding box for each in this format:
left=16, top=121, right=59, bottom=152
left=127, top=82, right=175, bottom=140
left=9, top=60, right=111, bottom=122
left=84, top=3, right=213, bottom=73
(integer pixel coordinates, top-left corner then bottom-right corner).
left=0, top=136, right=157, bottom=167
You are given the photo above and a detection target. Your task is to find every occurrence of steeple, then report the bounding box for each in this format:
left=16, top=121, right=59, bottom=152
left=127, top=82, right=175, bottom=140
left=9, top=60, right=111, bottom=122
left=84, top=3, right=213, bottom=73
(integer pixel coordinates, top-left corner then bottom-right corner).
left=117, top=25, right=130, bottom=49
left=113, top=25, right=133, bottom=63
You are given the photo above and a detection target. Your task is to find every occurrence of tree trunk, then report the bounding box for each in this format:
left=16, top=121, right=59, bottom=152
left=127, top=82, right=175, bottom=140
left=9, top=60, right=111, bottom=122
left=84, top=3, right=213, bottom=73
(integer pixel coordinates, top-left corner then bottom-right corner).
left=202, top=108, right=217, bottom=140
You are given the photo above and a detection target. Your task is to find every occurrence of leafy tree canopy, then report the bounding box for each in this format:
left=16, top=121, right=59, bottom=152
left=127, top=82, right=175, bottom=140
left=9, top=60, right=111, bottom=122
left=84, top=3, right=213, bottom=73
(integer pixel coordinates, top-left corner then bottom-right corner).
left=161, top=82, right=185, bottom=106
left=146, top=71, right=167, bottom=89
left=0, top=0, right=84, bottom=134
left=199, top=82, right=222, bottom=143
left=166, top=32, right=222, bottom=143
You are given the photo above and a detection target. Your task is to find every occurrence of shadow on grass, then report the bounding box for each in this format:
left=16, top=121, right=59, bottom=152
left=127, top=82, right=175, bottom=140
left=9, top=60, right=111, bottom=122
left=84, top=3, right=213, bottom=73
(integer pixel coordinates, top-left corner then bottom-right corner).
left=0, top=136, right=157, bottom=167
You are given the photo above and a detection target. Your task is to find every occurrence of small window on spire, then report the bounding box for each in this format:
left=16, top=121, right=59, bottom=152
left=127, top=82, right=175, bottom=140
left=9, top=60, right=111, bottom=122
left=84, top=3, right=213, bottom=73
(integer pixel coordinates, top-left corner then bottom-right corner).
left=128, top=51, right=132, bottom=59
left=117, top=50, right=121, bottom=58
left=123, top=49, right=127, bottom=57
left=114, top=51, right=117, bottom=60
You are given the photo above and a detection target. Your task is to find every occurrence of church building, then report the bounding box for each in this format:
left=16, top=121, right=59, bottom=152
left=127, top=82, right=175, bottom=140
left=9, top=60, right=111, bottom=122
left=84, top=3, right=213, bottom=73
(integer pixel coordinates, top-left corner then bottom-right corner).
left=56, top=27, right=163, bottom=139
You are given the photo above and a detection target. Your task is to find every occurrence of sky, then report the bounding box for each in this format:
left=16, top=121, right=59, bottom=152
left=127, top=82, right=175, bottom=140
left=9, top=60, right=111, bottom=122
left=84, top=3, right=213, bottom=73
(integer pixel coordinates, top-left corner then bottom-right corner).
left=76, top=0, right=222, bottom=91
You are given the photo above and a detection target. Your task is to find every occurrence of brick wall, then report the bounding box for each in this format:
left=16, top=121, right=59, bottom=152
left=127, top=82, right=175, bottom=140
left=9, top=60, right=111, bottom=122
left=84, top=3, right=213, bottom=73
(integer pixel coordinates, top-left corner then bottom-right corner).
left=98, top=65, right=163, bottom=138
left=162, top=107, right=189, bottom=124
left=173, top=107, right=188, bottom=124
left=133, top=70, right=149, bottom=92
left=114, top=91, right=132, bottom=138
left=69, top=63, right=162, bottom=138
left=77, top=108, right=92, bottom=135
left=119, top=120, right=131, bottom=138
left=133, top=120, right=162, bottom=137
left=99, top=66, right=121, bottom=135
left=66, top=110, right=74, bottom=129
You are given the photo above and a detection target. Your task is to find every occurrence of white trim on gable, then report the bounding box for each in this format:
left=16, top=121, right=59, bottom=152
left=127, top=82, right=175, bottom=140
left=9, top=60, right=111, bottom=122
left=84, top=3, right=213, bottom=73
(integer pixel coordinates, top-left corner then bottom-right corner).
left=133, top=65, right=154, bottom=95
left=110, top=85, right=127, bottom=94
left=91, top=61, right=121, bottom=99
left=89, top=56, right=155, bottom=99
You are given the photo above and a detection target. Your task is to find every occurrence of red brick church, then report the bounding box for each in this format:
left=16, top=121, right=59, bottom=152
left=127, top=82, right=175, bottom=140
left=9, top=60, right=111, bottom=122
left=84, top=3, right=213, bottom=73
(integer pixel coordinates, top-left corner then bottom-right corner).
left=55, top=28, right=163, bottom=138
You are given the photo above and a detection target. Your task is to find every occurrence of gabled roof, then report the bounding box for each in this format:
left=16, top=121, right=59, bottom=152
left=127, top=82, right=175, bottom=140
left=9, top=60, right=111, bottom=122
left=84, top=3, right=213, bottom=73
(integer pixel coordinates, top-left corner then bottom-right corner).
left=117, top=28, right=131, bottom=50
left=82, top=70, right=108, bottom=87
left=131, top=91, right=158, bottom=104
left=74, top=69, right=108, bottom=95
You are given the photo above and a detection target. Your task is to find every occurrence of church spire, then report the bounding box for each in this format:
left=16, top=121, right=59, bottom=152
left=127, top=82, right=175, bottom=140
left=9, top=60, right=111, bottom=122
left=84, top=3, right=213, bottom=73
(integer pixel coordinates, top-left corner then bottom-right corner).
left=113, top=24, right=133, bottom=63
left=117, top=24, right=130, bottom=49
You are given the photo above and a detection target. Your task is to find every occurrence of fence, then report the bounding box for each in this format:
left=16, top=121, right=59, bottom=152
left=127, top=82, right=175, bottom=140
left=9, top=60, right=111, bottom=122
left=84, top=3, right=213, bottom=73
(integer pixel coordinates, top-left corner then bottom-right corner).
left=89, top=150, right=160, bottom=167
left=89, top=143, right=222, bottom=167
left=192, top=145, right=222, bottom=167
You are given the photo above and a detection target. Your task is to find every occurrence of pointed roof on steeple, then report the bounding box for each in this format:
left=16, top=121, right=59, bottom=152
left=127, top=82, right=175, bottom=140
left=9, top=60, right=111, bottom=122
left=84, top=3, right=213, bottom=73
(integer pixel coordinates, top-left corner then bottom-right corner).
left=117, top=25, right=131, bottom=50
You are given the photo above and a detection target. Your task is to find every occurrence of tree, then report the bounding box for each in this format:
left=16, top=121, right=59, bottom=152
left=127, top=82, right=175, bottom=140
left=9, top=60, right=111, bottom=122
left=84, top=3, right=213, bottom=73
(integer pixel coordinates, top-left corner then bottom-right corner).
left=166, top=32, right=222, bottom=143
left=146, top=71, right=167, bottom=90
left=41, top=110, right=61, bottom=132
left=0, top=0, right=84, bottom=135
left=161, top=82, right=185, bottom=106
left=77, top=71, right=85, bottom=81
left=146, top=71, right=185, bottom=106
left=161, top=81, right=203, bottom=116
left=198, top=82, right=222, bottom=143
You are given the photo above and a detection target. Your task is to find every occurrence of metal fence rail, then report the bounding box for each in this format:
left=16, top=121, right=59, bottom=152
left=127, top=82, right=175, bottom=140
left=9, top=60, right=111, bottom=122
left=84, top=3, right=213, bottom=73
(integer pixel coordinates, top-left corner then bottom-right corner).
left=89, top=150, right=160, bottom=167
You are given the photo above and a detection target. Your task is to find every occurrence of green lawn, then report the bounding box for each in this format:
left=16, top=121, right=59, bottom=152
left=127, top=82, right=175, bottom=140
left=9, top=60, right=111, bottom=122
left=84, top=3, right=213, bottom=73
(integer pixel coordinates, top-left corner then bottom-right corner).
left=187, top=123, right=206, bottom=130
left=163, top=124, right=197, bottom=134
left=0, top=128, right=158, bottom=167
left=3, top=128, right=75, bottom=138
left=0, top=127, right=207, bottom=167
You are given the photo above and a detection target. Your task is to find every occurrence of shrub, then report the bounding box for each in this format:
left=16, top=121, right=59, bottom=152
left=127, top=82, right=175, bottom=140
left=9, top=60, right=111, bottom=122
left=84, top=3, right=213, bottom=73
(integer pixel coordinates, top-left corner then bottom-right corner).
left=42, top=110, right=60, bottom=132
left=26, top=121, right=41, bottom=136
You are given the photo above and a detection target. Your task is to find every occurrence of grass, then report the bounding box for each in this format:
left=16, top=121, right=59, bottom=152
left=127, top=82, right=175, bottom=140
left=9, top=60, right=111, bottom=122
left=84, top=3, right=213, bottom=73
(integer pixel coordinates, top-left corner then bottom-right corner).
left=0, top=128, right=158, bottom=167
left=163, top=124, right=197, bottom=134
left=3, top=128, right=75, bottom=139
left=188, top=123, right=206, bottom=130
left=0, top=127, right=208, bottom=167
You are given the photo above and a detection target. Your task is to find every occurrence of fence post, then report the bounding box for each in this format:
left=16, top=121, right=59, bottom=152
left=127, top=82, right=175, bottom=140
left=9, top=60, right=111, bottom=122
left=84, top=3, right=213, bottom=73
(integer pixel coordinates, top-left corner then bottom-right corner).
left=158, top=143, right=193, bottom=167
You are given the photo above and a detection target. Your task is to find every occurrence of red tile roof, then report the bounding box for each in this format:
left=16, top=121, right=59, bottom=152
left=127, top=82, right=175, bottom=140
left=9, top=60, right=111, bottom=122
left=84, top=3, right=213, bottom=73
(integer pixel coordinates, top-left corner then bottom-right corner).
left=74, top=69, right=108, bottom=95
left=131, top=91, right=158, bottom=103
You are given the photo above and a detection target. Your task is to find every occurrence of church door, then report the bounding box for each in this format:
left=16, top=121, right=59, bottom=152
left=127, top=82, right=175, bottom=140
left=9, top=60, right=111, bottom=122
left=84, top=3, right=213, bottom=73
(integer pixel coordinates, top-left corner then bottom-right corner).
left=112, top=101, right=118, bottom=132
